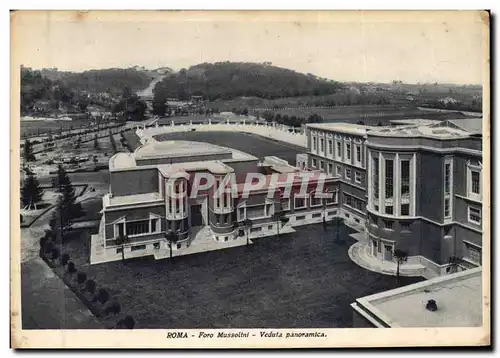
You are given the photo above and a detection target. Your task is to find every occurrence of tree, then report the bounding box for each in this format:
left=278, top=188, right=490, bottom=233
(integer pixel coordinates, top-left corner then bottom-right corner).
left=77, top=272, right=87, bottom=285
left=393, top=249, right=408, bottom=284
left=50, top=248, right=60, bottom=263
left=166, top=229, right=181, bottom=260
left=152, top=97, right=167, bottom=117
left=272, top=210, right=290, bottom=240
left=85, top=279, right=96, bottom=296
left=23, top=139, right=36, bottom=162
left=94, top=134, right=100, bottom=149
left=97, top=288, right=110, bottom=304
left=115, top=235, right=129, bottom=261
left=52, top=164, right=71, bottom=192
left=20, top=174, right=44, bottom=210
left=237, top=218, right=253, bottom=246
left=241, top=107, right=249, bottom=116
left=447, top=256, right=463, bottom=274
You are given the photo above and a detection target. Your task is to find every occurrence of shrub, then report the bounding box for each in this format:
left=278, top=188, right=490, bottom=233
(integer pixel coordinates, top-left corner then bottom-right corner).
left=76, top=272, right=87, bottom=284
left=117, top=315, right=135, bottom=329
left=67, top=261, right=77, bottom=274
left=85, top=279, right=96, bottom=295
left=105, top=301, right=121, bottom=315
left=97, top=288, right=110, bottom=304
left=61, top=253, right=70, bottom=266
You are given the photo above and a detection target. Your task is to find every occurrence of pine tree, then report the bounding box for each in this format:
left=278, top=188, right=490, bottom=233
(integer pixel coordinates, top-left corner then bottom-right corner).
left=20, top=174, right=44, bottom=210
left=23, top=139, right=36, bottom=162
left=51, top=164, right=71, bottom=192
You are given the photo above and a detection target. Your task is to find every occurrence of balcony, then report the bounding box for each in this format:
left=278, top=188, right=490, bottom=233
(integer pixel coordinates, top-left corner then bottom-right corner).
left=212, top=206, right=234, bottom=214
left=165, top=211, right=188, bottom=220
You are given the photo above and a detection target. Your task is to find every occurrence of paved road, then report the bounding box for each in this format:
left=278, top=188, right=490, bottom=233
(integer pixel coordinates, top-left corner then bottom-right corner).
left=21, top=258, right=103, bottom=329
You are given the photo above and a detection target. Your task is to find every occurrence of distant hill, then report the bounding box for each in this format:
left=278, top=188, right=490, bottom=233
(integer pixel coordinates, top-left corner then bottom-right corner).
left=153, top=62, right=344, bottom=101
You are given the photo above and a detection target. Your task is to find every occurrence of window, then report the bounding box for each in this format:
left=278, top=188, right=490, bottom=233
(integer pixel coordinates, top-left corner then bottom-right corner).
left=294, top=196, right=306, bottom=209
left=312, top=213, right=322, bottom=218
left=354, top=171, right=361, bottom=184
left=116, top=222, right=125, bottom=237
left=250, top=227, right=262, bottom=233
left=153, top=242, right=160, bottom=250
left=281, top=198, right=290, bottom=211
left=464, top=242, right=482, bottom=265
left=151, top=218, right=159, bottom=233
left=131, top=245, right=146, bottom=251
left=385, top=159, right=394, bottom=198
left=268, top=225, right=273, bottom=230
left=116, top=248, right=123, bottom=254
left=444, top=162, right=451, bottom=195
left=385, top=205, right=393, bottom=215
left=312, top=158, right=317, bottom=168
left=247, top=205, right=266, bottom=219
left=310, top=194, right=322, bottom=207
left=326, top=190, right=338, bottom=205
left=312, top=137, right=317, bottom=151
left=238, top=207, right=246, bottom=221
left=320, top=138, right=324, bottom=152
left=336, top=165, right=341, bottom=176
left=356, top=145, right=361, bottom=164
left=400, top=160, right=410, bottom=197
left=383, top=220, right=394, bottom=230
left=468, top=206, right=481, bottom=225
left=336, top=141, right=342, bottom=159
left=372, top=156, right=379, bottom=199
left=177, top=243, right=182, bottom=248
left=328, top=163, right=333, bottom=175
left=343, top=193, right=352, bottom=207
left=471, top=171, right=480, bottom=194
left=401, top=223, right=411, bottom=232
left=126, top=220, right=150, bottom=236
left=345, top=168, right=351, bottom=180
left=319, top=160, right=325, bottom=171
left=401, top=204, right=410, bottom=216
left=444, top=198, right=451, bottom=218
left=328, top=140, right=333, bottom=155
left=346, top=142, right=351, bottom=161
left=296, top=215, right=306, bottom=220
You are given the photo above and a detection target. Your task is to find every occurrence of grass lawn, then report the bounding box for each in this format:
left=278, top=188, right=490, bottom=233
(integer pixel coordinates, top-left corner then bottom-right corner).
left=57, top=222, right=423, bottom=329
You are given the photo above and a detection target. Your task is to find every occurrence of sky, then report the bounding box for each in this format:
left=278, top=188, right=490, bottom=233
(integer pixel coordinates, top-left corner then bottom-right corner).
left=11, top=10, right=487, bottom=85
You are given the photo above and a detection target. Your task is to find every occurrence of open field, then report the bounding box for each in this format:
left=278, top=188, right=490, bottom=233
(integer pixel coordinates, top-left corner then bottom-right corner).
left=49, top=222, right=423, bottom=329
left=272, top=105, right=474, bottom=126
left=20, top=118, right=99, bottom=138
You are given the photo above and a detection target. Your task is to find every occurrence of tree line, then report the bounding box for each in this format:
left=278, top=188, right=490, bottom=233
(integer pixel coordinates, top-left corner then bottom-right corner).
left=153, top=62, right=344, bottom=102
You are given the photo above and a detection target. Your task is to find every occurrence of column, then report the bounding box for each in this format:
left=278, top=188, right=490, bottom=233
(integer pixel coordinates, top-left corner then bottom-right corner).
left=394, top=153, right=400, bottom=216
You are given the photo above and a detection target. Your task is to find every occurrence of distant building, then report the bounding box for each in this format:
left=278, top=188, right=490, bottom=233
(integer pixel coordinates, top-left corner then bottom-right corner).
left=306, top=117, right=483, bottom=277
left=351, top=267, right=482, bottom=327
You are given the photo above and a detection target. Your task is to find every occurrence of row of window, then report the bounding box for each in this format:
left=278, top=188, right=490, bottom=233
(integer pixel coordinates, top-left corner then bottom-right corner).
left=342, top=193, right=365, bottom=212
left=311, top=158, right=363, bottom=184
left=115, top=218, right=160, bottom=238
left=311, top=135, right=363, bottom=167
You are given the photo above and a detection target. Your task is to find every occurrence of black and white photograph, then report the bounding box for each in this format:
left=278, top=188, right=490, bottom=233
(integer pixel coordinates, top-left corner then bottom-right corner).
left=10, top=10, right=490, bottom=348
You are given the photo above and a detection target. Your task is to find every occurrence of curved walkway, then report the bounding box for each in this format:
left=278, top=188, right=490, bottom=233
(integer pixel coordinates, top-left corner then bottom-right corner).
left=348, top=242, right=426, bottom=278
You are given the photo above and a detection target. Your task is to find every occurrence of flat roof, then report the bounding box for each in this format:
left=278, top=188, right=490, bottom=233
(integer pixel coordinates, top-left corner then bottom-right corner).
left=158, top=160, right=234, bottom=176
left=306, top=122, right=380, bottom=136
left=371, top=124, right=472, bottom=139
left=389, top=118, right=442, bottom=126
left=354, top=268, right=482, bottom=328
left=104, top=192, right=163, bottom=208
left=134, top=140, right=232, bottom=160
left=110, top=140, right=257, bottom=171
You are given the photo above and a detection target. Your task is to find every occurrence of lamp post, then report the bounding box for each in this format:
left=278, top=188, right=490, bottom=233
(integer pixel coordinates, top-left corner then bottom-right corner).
left=273, top=210, right=290, bottom=240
